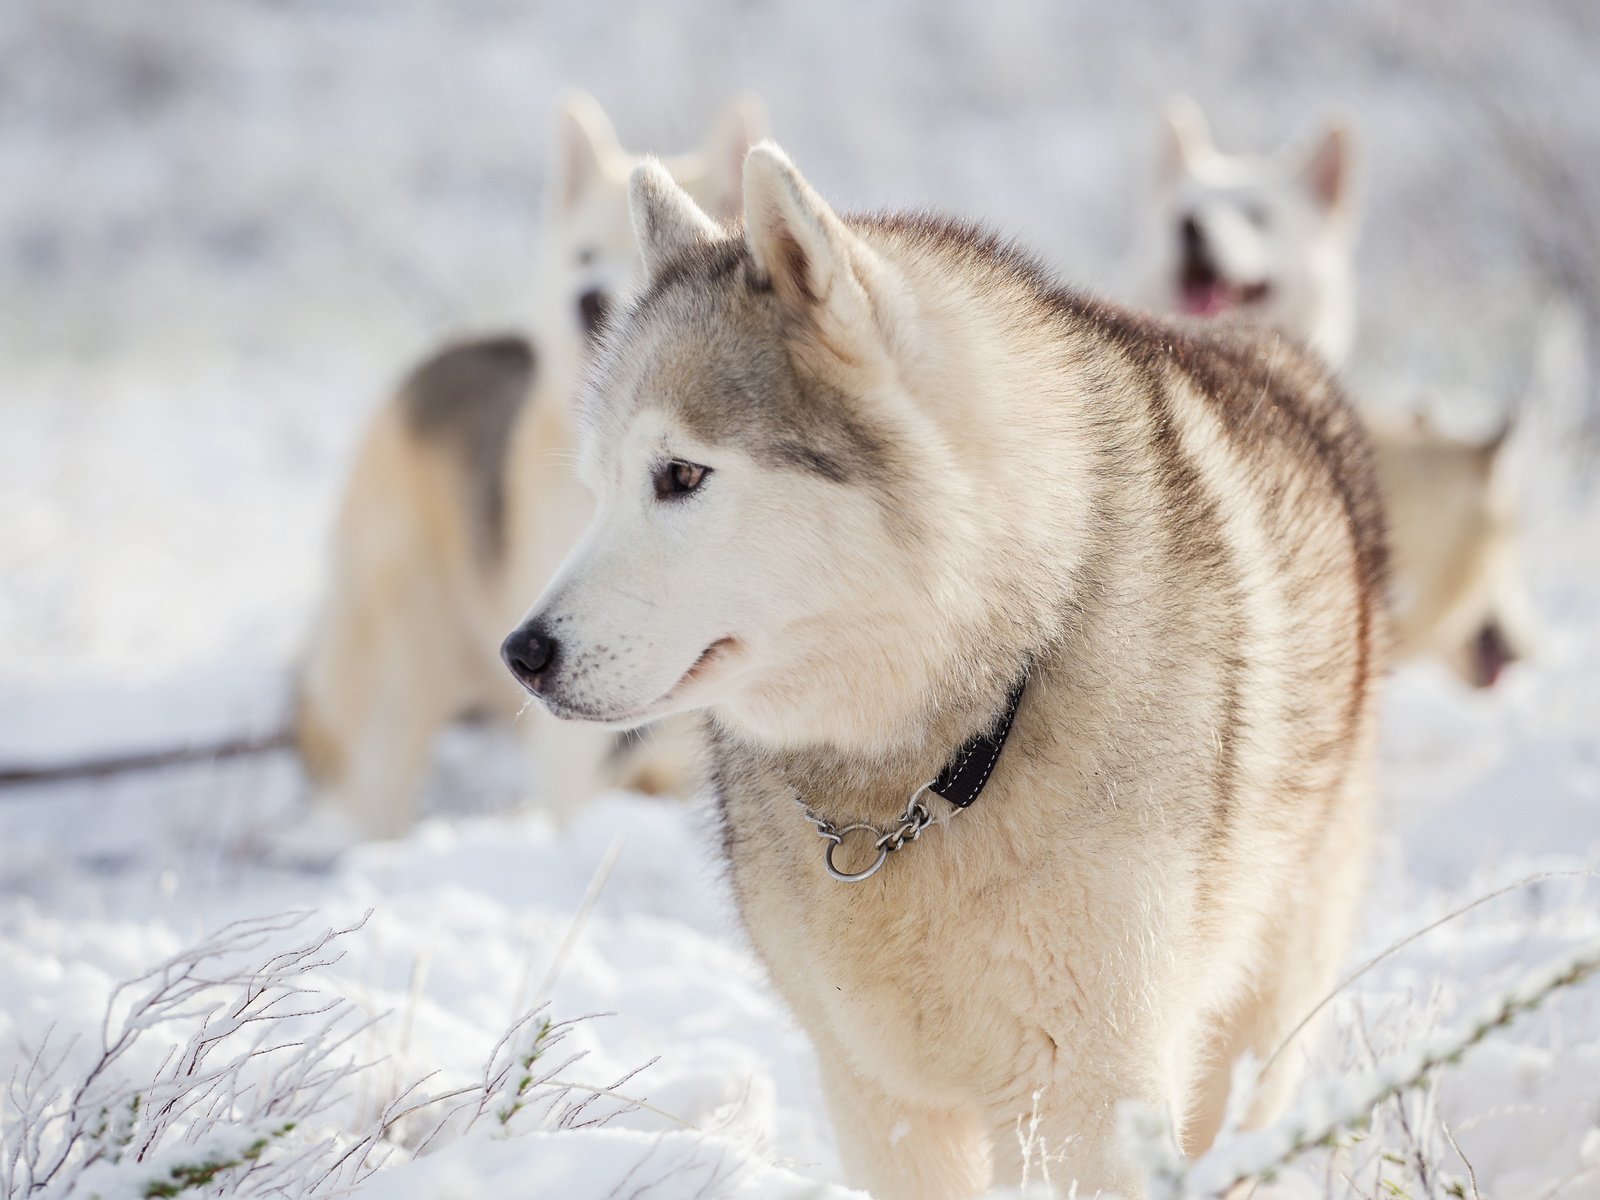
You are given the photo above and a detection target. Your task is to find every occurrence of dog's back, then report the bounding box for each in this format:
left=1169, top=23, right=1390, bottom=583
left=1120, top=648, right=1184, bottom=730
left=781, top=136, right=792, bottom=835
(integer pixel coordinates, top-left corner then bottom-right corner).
left=396, top=335, right=536, bottom=571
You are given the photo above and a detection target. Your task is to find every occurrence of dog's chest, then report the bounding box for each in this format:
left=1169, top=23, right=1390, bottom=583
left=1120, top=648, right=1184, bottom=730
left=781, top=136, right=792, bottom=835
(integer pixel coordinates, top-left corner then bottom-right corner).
left=721, top=774, right=1109, bottom=1102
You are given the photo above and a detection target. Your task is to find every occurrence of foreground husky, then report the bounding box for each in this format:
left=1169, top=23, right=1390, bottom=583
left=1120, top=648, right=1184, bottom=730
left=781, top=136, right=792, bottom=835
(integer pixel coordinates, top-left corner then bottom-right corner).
left=296, top=94, right=762, bottom=839
left=502, top=144, right=1389, bottom=1196
left=1138, top=96, right=1356, bottom=366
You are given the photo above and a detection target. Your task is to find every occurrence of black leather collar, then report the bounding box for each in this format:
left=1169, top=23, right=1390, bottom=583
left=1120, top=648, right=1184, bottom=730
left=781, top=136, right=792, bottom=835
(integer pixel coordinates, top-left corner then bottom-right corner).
left=930, top=672, right=1028, bottom=809
left=792, top=670, right=1030, bottom=883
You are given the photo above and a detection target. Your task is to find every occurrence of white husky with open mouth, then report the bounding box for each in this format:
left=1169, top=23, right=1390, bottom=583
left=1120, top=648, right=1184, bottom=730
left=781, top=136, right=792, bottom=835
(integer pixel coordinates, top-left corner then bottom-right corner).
left=504, top=143, right=1387, bottom=1199
left=1138, top=95, right=1357, bottom=366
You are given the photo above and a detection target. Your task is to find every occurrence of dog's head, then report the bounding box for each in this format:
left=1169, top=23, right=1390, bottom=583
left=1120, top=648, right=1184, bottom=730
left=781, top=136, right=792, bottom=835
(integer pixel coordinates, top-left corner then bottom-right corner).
left=503, top=145, right=1039, bottom=752
left=543, top=93, right=765, bottom=347
left=1146, top=97, right=1357, bottom=364
left=1376, top=415, right=1537, bottom=690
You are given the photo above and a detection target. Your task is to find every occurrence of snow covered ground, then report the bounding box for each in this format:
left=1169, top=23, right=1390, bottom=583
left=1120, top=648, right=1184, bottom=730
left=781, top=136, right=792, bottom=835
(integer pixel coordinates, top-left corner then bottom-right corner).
left=3, top=2, right=1599, bottom=1196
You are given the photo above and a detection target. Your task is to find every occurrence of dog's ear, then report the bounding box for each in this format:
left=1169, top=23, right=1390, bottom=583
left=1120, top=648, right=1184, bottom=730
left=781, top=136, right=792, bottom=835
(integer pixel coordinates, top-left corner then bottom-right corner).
left=743, top=143, right=889, bottom=355
left=555, top=92, right=624, bottom=212
left=1296, top=123, right=1352, bottom=213
left=630, top=159, right=722, bottom=280
left=694, top=95, right=768, bottom=220
left=1162, top=95, right=1214, bottom=181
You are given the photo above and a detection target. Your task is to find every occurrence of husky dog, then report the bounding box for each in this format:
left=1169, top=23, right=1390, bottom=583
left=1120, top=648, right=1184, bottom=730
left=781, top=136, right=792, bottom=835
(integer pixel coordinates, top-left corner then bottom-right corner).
left=502, top=144, right=1388, bottom=1197
left=1373, top=414, right=1534, bottom=687
left=296, top=94, right=764, bottom=839
left=1139, top=96, right=1356, bottom=366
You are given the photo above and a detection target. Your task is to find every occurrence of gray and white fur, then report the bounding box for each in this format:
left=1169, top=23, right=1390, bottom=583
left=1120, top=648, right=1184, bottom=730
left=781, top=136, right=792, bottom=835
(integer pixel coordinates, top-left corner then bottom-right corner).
left=503, top=144, right=1389, bottom=1198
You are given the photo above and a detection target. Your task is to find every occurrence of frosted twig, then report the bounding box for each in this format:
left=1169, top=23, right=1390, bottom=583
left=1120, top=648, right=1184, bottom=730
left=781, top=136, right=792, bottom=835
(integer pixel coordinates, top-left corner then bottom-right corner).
left=1258, top=868, right=1597, bottom=1081
left=1194, top=939, right=1600, bottom=1198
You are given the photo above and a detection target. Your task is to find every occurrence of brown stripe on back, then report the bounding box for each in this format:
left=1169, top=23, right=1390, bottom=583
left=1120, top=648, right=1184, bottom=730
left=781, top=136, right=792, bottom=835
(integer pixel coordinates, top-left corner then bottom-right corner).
left=1085, top=306, right=1386, bottom=795
left=398, top=334, right=536, bottom=564
left=1125, top=347, right=1247, bottom=902
left=1160, top=328, right=1388, bottom=763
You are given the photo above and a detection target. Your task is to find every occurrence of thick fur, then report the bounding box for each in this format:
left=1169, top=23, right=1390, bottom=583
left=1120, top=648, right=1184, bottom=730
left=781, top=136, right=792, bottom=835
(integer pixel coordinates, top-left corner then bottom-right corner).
left=506, top=146, right=1389, bottom=1197
left=296, top=94, right=764, bottom=839
left=1136, top=96, right=1356, bottom=366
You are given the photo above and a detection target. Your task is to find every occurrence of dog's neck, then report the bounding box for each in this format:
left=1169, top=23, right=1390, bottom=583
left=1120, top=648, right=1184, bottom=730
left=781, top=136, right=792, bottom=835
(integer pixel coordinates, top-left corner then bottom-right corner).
left=710, top=658, right=1036, bottom=829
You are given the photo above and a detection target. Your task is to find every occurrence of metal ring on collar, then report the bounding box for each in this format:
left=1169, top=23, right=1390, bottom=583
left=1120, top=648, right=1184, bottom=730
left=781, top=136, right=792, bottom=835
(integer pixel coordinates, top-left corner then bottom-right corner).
left=904, top=779, right=939, bottom=822
left=824, top=824, right=890, bottom=883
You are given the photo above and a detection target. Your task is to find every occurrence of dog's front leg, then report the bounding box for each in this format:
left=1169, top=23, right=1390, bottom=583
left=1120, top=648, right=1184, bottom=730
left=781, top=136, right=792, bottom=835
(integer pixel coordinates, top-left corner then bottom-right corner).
left=982, top=1047, right=1170, bottom=1200
left=813, top=1032, right=990, bottom=1200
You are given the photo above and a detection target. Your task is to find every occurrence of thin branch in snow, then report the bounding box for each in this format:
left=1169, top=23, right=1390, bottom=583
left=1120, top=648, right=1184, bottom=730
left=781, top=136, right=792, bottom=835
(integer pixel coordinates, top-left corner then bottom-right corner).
left=1440, top=1119, right=1483, bottom=1200
left=1257, top=868, right=1598, bottom=1084
left=1, top=909, right=376, bottom=1200
left=1178, top=937, right=1600, bottom=1198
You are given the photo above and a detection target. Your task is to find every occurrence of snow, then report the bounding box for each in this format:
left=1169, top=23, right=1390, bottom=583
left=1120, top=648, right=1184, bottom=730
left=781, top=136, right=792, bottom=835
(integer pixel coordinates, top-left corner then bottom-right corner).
left=2, top=797, right=859, bottom=1197
left=352, top=1128, right=863, bottom=1200
left=3, top=1, right=1599, bottom=1197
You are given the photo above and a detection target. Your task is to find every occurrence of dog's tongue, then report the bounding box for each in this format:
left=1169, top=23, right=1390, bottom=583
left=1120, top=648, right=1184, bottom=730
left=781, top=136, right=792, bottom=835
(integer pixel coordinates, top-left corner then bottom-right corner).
left=1473, top=624, right=1514, bottom=689
left=1181, top=281, right=1233, bottom=317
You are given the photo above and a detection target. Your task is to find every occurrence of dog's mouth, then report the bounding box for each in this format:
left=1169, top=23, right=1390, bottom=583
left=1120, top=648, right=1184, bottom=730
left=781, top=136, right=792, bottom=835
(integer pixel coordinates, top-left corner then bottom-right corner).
left=545, top=637, right=740, bottom=726
left=1179, top=263, right=1272, bottom=317
left=1470, top=622, right=1517, bottom=690
left=1177, top=221, right=1270, bottom=317
left=666, top=637, right=739, bottom=700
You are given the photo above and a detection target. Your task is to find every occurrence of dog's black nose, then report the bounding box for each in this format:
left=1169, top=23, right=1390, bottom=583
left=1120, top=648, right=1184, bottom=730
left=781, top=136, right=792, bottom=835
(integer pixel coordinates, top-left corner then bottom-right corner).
left=577, top=289, right=609, bottom=339
left=502, top=622, right=559, bottom=692
left=1181, top=214, right=1205, bottom=255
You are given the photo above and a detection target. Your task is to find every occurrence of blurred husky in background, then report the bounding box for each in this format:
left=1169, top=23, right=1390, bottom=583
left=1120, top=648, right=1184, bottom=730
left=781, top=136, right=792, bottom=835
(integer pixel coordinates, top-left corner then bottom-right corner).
left=501, top=142, right=1387, bottom=1198
left=295, top=93, right=764, bottom=841
left=1137, top=96, right=1536, bottom=688
left=1370, top=413, right=1535, bottom=687
left=1364, top=303, right=1589, bottom=688
left=1139, top=94, right=1356, bottom=366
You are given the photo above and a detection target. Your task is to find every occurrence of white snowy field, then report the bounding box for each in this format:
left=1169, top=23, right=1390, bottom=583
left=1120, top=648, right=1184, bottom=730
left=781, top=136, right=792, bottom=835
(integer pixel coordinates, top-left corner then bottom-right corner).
left=3, top=1, right=1600, bottom=1197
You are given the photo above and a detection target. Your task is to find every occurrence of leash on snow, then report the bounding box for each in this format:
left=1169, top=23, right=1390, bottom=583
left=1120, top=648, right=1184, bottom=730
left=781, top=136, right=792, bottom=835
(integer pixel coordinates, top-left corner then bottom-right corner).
left=0, top=728, right=294, bottom=793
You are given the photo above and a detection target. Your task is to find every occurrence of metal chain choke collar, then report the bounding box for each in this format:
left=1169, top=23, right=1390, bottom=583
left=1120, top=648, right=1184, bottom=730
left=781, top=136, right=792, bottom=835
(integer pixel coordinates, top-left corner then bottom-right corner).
left=793, top=780, right=944, bottom=883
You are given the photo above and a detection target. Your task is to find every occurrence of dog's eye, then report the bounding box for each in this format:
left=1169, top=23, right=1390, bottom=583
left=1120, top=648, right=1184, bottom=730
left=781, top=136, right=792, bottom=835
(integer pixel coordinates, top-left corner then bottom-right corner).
left=654, top=459, right=710, bottom=500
